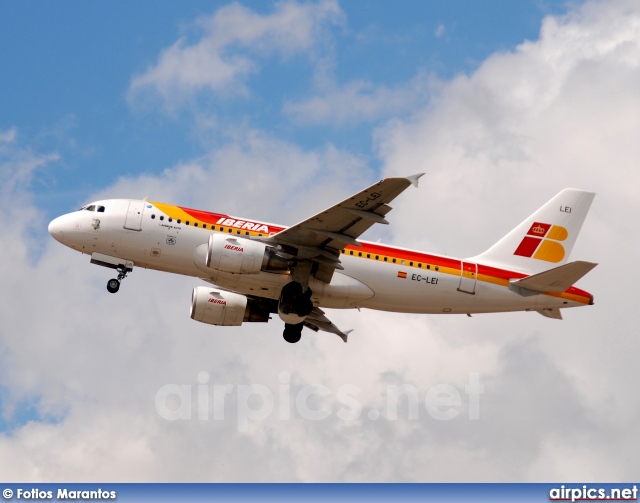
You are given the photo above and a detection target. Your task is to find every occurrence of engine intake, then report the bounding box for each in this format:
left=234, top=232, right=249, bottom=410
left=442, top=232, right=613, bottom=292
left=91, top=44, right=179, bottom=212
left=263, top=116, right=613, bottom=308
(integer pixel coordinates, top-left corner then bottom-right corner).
left=206, top=234, right=288, bottom=274
left=190, top=287, right=269, bottom=326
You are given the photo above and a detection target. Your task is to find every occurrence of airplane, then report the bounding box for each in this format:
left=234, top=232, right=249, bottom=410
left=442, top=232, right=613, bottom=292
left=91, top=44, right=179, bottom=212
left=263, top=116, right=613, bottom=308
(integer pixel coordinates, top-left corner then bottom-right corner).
left=47, top=175, right=596, bottom=343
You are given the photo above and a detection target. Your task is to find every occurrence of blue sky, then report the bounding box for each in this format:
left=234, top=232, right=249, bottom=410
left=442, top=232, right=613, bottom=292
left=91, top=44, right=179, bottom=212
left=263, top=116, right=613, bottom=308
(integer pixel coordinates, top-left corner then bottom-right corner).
left=1, top=0, right=567, bottom=219
left=2, top=0, right=640, bottom=482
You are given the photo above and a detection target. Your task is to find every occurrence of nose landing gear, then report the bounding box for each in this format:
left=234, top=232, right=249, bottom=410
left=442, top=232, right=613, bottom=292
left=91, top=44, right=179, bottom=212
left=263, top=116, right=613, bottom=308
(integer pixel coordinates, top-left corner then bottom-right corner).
left=106, top=265, right=131, bottom=294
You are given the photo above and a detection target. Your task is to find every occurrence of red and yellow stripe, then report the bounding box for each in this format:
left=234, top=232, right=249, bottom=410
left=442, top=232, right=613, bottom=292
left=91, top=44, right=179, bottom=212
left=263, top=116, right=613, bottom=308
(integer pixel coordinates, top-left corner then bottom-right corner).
left=341, top=242, right=592, bottom=305
left=150, top=202, right=284, bottom=237
left=148, top=202, right=592, bottom=305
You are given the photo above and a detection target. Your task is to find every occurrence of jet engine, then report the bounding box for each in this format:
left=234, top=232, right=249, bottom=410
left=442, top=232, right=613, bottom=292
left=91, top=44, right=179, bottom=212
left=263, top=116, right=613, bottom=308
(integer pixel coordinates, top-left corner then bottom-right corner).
left=190, top=287, right=270, bottom=326
left=205, top=234, right=289, bottom=274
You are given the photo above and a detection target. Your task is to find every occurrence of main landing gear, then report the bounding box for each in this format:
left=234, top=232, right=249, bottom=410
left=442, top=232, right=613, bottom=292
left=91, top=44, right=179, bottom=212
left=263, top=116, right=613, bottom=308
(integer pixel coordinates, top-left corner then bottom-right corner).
left=106, top=265, right=131, bottom=294
left=283, top=323, right=303, bottom=344
left=279, top=281, right=313, bottom=343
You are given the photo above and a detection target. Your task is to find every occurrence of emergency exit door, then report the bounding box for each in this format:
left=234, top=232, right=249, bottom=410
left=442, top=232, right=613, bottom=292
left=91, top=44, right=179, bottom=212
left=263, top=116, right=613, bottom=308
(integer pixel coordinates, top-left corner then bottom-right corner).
left=123, top=201, right=145, bottom=231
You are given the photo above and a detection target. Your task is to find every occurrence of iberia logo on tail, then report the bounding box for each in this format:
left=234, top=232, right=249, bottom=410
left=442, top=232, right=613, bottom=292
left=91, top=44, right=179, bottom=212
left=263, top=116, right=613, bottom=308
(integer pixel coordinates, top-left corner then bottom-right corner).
left=514, top=222, right=568, bottom=263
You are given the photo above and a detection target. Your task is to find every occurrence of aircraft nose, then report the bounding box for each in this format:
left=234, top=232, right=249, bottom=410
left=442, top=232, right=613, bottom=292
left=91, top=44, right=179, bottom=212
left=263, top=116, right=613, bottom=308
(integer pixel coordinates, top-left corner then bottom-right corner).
left=48, top=216, right=65, bottom=242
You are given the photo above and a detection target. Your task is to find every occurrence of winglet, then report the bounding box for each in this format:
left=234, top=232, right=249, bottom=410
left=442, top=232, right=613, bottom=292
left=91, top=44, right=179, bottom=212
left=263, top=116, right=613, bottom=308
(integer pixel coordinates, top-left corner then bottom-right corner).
left=406, top=173, right=425, bottom=188
left=339, top=329, right=354, bottom=344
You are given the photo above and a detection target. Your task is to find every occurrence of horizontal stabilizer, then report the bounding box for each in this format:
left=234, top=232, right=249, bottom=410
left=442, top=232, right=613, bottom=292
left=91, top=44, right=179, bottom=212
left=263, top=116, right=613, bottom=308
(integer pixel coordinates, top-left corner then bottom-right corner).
left=511, top=261, right=597, bottom=293
left=535, top=308, right=563, bottom=320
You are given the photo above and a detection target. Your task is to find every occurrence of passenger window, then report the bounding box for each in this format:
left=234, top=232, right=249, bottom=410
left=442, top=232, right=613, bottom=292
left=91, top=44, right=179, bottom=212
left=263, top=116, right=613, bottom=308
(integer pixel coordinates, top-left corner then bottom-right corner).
left=245, top=231, right=249, bottom=235
left=228, top=229, right=233, bottom=233
left=177, top=219, right=181, bottom=224
left=358, top=252, right=362, bottom=257
left=350, top=251, right=354, bottom=256
left=168, top=218, right=172, bottom=222
left=97, top=206, right=105, bottom=213
left=185, top=221, right=189, bottom=225
left=151, top=215, right=156, bottom=219
left=418, top=263, right=422, bottom=268
left=384, top=257, right=388, bottom=262
left=194, top=222, right=198, bottom=227
left=203, top=224, right=207, bottom=229
left=392, top=258, right=396, bottom=263
left=401, top=260, right=405, bottom=265
left=375, top=255, right=379, bottom=260
left=220, top=227, right=224, bottom=232
left=435, top=266, right=439, bottom=271
left=366, top=254, right=370, bottom=259
left=160, top=216, right=164, bottom=221
left=409, top=261, right=413, bottom=266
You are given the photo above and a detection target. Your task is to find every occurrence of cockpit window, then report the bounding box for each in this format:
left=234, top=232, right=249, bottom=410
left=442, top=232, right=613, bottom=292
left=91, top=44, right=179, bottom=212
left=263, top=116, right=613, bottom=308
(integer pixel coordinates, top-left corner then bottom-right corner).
left=97, top=206, right=105, bottom=213
left=85, top=205, right=96, bottom=211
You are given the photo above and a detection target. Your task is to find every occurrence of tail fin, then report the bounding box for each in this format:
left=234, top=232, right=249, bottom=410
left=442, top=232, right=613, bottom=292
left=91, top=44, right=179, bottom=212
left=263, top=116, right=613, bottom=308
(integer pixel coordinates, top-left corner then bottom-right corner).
left=470, top=189, right=595, bottom=274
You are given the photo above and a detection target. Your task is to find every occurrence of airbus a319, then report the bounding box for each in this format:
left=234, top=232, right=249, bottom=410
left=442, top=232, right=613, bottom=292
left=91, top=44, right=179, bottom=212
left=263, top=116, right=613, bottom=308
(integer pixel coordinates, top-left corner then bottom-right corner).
left=48, top=174, right=596, bottom=343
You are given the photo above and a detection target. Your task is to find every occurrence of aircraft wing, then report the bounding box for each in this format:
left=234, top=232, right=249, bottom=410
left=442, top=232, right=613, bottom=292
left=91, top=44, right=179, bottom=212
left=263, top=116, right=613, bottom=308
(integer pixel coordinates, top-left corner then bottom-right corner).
left=267, top=173, right=424, bottom=282
left=304, top=307, right=352, bottom=343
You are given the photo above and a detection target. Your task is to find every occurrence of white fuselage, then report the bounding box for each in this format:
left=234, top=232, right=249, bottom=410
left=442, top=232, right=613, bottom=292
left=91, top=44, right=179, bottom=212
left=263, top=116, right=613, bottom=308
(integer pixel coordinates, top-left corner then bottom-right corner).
left=48, top=199, right=591, bottom=316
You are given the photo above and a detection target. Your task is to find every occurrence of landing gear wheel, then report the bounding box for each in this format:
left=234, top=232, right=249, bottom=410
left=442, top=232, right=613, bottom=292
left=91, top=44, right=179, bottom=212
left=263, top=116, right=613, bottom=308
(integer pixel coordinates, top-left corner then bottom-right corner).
left=106, top=265, right=131, bottom=293
left=283, top=323, right=303, bottom=344
left=107, top=278, right=120, bottom=294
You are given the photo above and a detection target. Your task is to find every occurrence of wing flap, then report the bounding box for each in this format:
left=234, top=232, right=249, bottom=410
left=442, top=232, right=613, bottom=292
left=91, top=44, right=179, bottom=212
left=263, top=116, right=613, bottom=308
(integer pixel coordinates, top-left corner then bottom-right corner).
left=345, top=208, right=389, bottom=225
left=535, top=308, right=563, bottom=320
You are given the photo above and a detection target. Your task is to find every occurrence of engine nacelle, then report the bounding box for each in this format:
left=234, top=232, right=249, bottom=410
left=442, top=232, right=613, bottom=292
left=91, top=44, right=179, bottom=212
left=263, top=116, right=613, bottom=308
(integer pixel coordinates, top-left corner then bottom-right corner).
left=206, top=234, right=288, bottom=274
left=190, top=287, right=269, bottom=326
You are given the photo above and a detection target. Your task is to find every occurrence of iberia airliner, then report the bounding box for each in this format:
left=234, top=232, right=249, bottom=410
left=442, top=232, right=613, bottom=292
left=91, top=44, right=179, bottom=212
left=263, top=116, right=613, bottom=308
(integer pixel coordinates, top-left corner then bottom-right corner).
left=48, top=175, right=596, bottom=343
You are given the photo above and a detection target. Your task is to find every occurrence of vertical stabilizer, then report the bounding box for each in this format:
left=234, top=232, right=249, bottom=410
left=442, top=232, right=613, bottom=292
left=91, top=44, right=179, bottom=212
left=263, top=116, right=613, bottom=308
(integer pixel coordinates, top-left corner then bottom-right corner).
left=470, top=189, right=595, bottom=274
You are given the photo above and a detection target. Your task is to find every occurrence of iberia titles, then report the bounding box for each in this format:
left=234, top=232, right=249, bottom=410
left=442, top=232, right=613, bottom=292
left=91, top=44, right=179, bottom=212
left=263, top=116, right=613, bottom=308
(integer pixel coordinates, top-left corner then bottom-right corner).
left=215, top=217, right=271, bottom=234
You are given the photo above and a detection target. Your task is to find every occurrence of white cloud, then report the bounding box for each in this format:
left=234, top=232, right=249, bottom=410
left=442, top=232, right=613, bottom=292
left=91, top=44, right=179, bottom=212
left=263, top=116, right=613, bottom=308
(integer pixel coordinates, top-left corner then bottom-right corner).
left=2, top=0, right=640, bottom=482
left=129, top=1, right=344, bottom=106
left=374, top=0, right=640, bottom=479
left=283, top=73, right=434, bottom=126
left=95, top=128, right=371, bottom=224
left=434, top=23, right=445, bottom=38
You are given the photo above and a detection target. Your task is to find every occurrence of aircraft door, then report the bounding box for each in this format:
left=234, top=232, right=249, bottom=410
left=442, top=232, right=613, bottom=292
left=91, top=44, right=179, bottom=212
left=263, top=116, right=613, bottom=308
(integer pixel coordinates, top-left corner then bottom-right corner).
left=458, top=261, right=477, bottom=294
left=124, top=200, right=145, bottom=231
